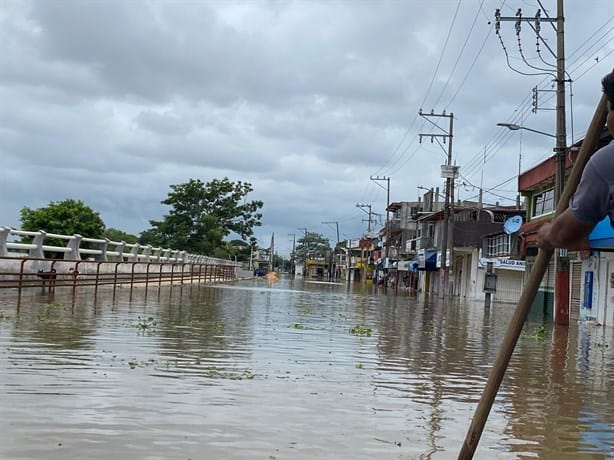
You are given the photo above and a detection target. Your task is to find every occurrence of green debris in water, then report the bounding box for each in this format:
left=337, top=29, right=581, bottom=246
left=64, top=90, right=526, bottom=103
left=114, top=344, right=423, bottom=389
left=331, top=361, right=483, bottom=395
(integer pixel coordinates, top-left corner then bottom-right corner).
left=135, top=316, right=156, bottom=332
left=355, top=363, right=364, bottom=369
left=532, top=325, right=548, bottom=342
left=42, top=302, right=64, bottom=310
left=350, top=325, right=372, bottom=337
left=291, top=323, right=305, bottom=329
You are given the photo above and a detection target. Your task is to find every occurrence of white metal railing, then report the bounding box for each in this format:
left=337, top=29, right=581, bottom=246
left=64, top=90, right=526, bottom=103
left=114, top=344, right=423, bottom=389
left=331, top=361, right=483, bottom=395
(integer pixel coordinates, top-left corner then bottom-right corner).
left=0, top=226, right=238, bottom=267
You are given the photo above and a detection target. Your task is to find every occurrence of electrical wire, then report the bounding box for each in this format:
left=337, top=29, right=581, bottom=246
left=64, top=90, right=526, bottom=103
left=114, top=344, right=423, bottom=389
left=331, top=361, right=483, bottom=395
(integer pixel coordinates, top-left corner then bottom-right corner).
left=432, top=0, right=484, bottom=109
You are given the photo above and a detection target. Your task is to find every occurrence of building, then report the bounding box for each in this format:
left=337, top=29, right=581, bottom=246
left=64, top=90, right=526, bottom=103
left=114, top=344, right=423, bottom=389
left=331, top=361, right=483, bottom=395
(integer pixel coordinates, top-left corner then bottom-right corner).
left=517, top=128, right=612, bottom=319
left=415, top=203, right=522, bottom=299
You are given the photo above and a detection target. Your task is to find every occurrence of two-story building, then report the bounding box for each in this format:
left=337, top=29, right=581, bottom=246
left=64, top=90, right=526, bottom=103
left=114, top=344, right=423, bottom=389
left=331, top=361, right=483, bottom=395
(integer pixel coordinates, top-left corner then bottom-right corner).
left=517, top=128, right=612, bottom=320
left=416, top=203, right=522, bottom=299
left=344, top=237, right=378, bottom=283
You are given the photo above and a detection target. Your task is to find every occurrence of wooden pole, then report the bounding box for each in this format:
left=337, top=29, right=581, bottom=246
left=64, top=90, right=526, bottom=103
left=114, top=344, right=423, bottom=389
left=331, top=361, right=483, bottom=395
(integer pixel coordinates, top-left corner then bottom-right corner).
left=458, top=93, right=608, bottom=460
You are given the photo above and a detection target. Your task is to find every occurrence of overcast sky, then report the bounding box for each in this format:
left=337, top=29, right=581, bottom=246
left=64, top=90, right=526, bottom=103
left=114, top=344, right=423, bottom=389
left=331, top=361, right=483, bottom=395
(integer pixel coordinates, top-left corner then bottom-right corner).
left=1, top=0, right=613, bottom=256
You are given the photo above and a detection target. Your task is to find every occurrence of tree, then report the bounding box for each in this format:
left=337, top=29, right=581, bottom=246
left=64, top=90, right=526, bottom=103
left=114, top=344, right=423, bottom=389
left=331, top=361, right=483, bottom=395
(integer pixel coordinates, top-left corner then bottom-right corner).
left=19, top=199, right=106, bottom=257
left=104, top=228, right=138, bottom=244
left=294, top=232, right=331, bottom=261
left=144, top=178, right=263, bottom=255
left=20, top=199, right=105, bottom=238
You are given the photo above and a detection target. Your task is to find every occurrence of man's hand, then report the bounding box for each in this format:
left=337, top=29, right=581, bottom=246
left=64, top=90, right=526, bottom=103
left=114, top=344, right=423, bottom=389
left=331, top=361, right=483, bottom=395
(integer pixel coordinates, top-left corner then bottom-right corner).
left=537, top=222, right=554, bottom=251
left=536, top=209, right=593, bottom=251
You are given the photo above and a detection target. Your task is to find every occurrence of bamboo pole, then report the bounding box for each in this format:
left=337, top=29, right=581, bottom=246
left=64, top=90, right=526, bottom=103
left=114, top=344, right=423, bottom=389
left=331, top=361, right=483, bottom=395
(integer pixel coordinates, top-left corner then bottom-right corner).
left=458, top=93, right=608, bottom=459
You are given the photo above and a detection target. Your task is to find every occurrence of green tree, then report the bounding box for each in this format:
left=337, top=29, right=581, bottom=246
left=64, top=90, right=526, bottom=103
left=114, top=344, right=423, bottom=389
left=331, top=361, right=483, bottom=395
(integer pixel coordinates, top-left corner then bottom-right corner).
left=104, top=227, right=138, bottom=244
left=294, top=232, right=331, bottom=260
left=144, top=178, right=263, bottom=255
left=20, top=199, right=105, bottom=238
left=19, top=199, right=106, bottom=257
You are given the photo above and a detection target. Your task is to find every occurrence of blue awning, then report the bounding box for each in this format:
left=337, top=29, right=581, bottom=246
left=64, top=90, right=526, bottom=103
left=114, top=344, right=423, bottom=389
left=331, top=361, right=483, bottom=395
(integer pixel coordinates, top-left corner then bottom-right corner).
left=589, top=216, right=614, bottom=249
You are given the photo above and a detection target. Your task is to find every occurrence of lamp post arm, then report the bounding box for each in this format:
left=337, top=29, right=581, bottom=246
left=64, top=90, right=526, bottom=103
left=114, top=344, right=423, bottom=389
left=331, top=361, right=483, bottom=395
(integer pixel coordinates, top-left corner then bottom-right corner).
left=518, top=126, right=556, bottom=138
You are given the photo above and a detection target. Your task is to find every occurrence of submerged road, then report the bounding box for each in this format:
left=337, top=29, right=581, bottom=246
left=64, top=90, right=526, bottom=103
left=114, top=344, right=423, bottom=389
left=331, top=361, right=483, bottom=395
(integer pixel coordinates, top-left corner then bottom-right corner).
left=0, top=276, right=613, bottom=459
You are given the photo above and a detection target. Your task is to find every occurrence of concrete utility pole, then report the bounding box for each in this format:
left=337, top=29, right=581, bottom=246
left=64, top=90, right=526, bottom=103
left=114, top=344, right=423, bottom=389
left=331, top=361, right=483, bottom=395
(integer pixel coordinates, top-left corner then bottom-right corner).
left=322, top=221, right=339, bottom=279
left=288, top=233, right=296, bottom=274
left=419, top=109, right=455, bottom=298
left=495, top=1, right=568, bottom=325
left=298, top=227, right=308, bottom=277
left=322, top=221, right=340, bottom=245
left=356, top=204, right=374, bottom=235
left=370, top=176, right=391, bottom=261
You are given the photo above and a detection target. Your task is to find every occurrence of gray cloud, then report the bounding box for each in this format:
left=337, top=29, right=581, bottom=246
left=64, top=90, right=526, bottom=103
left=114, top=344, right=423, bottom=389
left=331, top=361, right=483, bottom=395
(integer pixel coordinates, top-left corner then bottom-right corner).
left=0, top=0, right=612, bottom=254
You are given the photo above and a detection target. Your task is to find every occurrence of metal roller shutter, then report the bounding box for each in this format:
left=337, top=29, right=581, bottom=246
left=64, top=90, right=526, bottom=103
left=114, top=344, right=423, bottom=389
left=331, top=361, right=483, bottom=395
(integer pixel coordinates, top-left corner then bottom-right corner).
left=570, top=260, right=582, bottom=322
left=494, top=269, right=524, bottom=303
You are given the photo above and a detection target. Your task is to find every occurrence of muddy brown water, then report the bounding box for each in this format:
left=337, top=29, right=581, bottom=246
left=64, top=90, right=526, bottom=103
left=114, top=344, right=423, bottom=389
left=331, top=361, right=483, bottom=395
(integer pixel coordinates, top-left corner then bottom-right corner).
left=0, top=277, right=613, bottom=459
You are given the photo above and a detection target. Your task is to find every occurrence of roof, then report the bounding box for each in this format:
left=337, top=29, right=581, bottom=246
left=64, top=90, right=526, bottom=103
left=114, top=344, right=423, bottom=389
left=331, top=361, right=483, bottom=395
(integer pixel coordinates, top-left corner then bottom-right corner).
left=518, top=128, right=613, bottom=192
left=417, top=206, right=524, bottom=223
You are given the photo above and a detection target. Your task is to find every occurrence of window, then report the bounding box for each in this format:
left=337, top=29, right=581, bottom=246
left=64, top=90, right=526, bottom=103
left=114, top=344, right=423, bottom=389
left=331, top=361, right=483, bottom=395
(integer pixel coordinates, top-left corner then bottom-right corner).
left=532, top=188, right=554, bottom=217
left=485, top=234, right=510, bottom=257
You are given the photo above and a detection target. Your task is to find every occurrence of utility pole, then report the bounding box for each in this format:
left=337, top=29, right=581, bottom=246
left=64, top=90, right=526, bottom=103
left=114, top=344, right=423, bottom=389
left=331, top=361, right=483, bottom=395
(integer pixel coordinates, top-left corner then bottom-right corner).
left=322, top=221, right=340, bottom=245
left=370, top=176, right=391, bottom=262
left=419, top=109, right=455, bottom=298
left=495, top=2, right=568, bottom=324
left=298, top=227, right=308, bottom=277
left=288, top=233, right=296, bottom=275
left=322, top=221, right=339, bottom=280
left=356, top=204, right=374, bottom=235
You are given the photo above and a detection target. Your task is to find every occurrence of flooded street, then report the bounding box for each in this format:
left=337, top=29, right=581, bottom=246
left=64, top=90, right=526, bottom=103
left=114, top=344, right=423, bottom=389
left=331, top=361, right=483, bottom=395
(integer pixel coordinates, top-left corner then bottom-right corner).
left=1, top=277, right=613, bottom=459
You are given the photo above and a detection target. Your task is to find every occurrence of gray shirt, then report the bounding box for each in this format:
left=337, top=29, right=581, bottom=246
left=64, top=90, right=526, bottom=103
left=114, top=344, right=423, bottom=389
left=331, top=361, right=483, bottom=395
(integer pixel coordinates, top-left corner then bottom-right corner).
left=569, top=140, right=614, bottom=226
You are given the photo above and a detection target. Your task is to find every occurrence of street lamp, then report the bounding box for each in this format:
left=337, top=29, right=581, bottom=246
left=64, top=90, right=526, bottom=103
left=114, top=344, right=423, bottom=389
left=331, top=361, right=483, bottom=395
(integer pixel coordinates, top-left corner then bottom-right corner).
left=496, top=122, right=556, bottom=138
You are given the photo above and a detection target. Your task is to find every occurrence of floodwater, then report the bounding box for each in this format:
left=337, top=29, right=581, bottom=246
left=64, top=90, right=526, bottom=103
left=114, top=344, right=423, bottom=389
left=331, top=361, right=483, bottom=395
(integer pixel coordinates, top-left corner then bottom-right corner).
left=0, top=277, right=613, bottom=460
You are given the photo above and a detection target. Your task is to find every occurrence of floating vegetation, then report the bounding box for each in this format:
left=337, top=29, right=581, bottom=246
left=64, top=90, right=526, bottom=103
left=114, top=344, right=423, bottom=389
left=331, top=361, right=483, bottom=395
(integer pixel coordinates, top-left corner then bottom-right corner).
left=532, top=325, right=548, bottom=342
left=42, top=302, right=64, bottom=310
left=215, top=320, right=224, bottom=332
left=135, top=316, right=157, bottom=332
left=126, top=358, right=158, bottom=369
left=355, top=363, right=364, bottom=369
left=350, top=325, right=372, bottom=337
left=0, top=309, right=7, bottom=320
left=230, top=370, right=256, bottom=381
left=290, top=323, right=305, bottom=329
left=202, top=366, right=256, bottom=380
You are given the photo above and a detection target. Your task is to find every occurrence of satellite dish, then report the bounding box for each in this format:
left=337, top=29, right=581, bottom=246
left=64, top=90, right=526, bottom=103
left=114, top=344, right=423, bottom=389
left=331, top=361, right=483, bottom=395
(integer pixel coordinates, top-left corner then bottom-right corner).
left=503, top=215, right=523, bottom=234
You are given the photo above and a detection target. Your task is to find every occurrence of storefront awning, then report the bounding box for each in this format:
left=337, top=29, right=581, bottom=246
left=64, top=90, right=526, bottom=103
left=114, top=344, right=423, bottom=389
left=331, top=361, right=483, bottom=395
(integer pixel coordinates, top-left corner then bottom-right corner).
left=589, top=216, right=614, bottom=249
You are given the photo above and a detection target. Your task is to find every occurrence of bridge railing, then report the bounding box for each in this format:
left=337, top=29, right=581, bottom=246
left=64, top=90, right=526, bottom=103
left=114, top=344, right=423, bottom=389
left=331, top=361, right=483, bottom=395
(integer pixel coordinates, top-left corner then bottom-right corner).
left=0, top=226, right=238, bottom=267
left=0, top=226, right=245, bottom=294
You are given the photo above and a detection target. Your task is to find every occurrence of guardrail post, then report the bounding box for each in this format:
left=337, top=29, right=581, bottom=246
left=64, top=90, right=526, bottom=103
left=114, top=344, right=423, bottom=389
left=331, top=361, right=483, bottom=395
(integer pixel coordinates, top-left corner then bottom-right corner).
left=30, top=231, right=46, bottom=258
left=65, top=234, right=82, bottom=260
left=141, top=245, right=152, bottom=262
left=129, top=244, right=140, bottom=262
left=113, top=242, right=126, bottom=261
left=152, top=247, right=161, bottom=261
left=0, top=226, right=10, bottom=256
left=97, top=239, right=110, bottom=261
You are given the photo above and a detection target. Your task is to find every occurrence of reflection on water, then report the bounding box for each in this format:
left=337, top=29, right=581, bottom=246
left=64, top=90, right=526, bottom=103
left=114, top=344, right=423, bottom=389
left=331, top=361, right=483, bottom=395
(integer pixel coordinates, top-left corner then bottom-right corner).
left=1, top=277, right=613, bottom=459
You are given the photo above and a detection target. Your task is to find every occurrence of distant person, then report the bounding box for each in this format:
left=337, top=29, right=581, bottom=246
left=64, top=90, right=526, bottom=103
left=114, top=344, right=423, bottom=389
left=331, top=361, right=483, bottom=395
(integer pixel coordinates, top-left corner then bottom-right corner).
left=538, top=71, right=614, bottom=250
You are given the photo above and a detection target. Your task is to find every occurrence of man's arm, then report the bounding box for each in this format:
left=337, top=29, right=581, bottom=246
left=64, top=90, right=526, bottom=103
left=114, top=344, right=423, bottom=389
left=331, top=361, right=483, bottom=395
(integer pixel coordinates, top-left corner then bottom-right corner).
left=537, top=208, right=594, bottom=251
